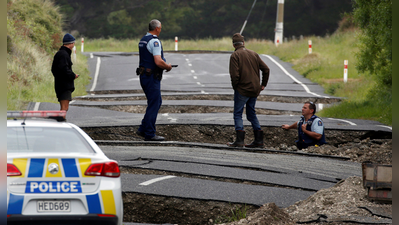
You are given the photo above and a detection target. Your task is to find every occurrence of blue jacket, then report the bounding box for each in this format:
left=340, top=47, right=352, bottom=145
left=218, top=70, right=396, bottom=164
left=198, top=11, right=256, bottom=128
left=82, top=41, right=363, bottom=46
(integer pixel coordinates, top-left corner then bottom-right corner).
left=297, top=115, right=326, bottom=146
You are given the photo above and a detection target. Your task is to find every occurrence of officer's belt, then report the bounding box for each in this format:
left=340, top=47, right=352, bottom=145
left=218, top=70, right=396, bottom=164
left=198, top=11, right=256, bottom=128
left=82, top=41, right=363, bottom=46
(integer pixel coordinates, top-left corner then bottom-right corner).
left=140, top=67, right=153, bottom=76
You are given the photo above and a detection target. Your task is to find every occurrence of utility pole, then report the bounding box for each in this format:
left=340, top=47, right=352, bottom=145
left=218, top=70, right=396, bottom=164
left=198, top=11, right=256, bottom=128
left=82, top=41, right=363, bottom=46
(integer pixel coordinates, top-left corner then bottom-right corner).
left=274, top=0, right=284, bottom=46
left=240, top=0, right=257, bottom=35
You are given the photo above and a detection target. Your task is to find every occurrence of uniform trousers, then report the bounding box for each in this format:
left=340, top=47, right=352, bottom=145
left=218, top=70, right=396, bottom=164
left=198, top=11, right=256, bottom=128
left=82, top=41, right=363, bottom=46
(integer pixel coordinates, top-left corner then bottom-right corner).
left=138, top=74, right=162, bottom=139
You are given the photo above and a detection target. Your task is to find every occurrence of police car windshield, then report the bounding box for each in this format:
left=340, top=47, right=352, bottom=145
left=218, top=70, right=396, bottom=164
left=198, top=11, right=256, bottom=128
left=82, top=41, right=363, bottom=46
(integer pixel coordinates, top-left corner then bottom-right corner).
left=7, top=127, right=95, bottom=153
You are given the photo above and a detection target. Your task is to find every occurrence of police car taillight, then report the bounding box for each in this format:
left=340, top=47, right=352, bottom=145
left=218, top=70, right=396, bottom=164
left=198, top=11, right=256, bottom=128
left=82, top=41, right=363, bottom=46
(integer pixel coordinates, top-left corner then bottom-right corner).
left=7, top=164, right=22, bottom=176
left=7, top=110, right=66, bottom=121
left=85, top=162, right=120, bottom=178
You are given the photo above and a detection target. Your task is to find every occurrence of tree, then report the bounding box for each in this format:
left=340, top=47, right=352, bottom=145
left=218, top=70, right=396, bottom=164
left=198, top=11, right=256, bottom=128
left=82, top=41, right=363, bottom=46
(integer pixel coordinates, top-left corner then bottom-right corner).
left=353, top=0, right=392, bottom=88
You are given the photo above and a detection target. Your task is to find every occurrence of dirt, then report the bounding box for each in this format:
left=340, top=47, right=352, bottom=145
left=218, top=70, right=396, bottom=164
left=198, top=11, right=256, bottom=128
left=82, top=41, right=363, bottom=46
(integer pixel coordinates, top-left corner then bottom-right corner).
left=87, top=124, right=392, bottom=225
left=84, top=125, right=392, bottom=165
left=220, top=177, right=392, bottom=225
left=77, top=93, right=392, bottom=224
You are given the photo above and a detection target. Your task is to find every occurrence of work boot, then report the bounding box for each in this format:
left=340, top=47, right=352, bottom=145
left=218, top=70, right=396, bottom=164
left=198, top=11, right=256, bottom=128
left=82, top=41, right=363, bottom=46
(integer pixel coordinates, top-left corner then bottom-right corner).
left=245, top=130, right=264, bottom=148
left=145, top=135, right=165, bottom=141
left=227, top=130, right=245, bottom=147
left=136, top=130, right=145, bottom=137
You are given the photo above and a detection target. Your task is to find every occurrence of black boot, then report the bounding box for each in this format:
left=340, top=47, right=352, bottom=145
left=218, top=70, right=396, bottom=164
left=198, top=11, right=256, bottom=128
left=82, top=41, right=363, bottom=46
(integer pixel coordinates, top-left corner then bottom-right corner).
left=245, top=130, right=264, bottom=148
left=227, top=130, right=245, bottom=147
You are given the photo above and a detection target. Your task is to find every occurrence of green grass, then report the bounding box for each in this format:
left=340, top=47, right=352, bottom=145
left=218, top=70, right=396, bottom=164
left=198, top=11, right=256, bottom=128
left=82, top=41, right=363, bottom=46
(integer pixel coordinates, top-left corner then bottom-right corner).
left=7, top=0, right=90, bottom=111
left=215, top=205, right=248, bottom=224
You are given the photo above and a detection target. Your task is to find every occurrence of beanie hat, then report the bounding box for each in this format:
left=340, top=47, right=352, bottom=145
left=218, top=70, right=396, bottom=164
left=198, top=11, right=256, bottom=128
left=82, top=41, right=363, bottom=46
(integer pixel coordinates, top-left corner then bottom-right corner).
left=63, top=33, right=75, bottom=44
left=232, top=33, right=244, bottom=44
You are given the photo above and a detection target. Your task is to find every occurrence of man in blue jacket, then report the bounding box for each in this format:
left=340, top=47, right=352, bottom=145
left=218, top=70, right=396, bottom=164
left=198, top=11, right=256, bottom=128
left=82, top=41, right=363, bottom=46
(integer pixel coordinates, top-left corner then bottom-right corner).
left=51, top=33, right=79, bottom=119
left=282, top=101, right=326, bottom=149
left=136, top=19, right=172, bottom=141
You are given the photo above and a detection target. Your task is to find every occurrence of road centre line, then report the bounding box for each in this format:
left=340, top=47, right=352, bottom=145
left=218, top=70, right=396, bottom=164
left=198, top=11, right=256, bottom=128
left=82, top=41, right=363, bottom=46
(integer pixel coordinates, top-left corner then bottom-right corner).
left=139, top=175, right=176, bottom=186
left=262, top=54, right=329, bottom=98
left=377, top=125, right=392, bottom=130
left=90, top=57, right=101, bottom=92
left=327, top=118, right=357, bottom=126
left=33, top=102, right=40, bottom=111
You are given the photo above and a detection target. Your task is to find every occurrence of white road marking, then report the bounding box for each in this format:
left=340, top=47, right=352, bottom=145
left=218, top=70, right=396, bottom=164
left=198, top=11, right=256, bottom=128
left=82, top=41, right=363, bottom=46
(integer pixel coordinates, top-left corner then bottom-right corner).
left=90, top=57, right=101, bottom=92
left=139, top=175, right=176, bottom=186
left=328, top=118, right=357, bottom=126
left=162, top=113, right=177, bottom=122
left=188, top=63, right=192, bottom=66
left=262, top=54, right=330, bottom=98
left=193, top=76, right=198, bottom=79
left=33, top=102, right=40, bottom=111
left=377, top=125, right=392, bottom=130
left=191, top=70, right=195, bottom=73
left=197, top=82, right=201, bottom=85
left=168, top=117, right=177, bottom=123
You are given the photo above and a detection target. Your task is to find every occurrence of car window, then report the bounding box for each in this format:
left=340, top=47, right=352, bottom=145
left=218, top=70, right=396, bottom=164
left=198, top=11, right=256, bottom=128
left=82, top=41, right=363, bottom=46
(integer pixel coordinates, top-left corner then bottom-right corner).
left=7, top=127, right=95, bottom=153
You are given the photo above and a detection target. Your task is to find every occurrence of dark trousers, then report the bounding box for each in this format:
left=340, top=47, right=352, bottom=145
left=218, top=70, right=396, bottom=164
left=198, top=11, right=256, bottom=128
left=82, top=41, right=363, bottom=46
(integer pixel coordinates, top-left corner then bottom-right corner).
left=138, top=74, right=162, bottom=139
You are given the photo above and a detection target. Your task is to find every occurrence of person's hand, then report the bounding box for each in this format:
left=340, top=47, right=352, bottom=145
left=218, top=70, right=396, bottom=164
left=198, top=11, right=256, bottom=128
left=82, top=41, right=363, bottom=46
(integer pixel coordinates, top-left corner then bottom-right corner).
left=281, top=124, right=289, bottom=130
left=165, top=63, right=172, bottom=72
left=261, top=85, right=265, bottom=91
left=75, top=74, right=79, bottom=79
left=301, top=123, right=307, bottom=131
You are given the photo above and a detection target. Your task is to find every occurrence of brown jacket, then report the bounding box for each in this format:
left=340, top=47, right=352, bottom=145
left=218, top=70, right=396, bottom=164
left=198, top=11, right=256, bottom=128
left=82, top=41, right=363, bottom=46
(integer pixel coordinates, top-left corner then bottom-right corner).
left=229, top=45, right=270, bottom=97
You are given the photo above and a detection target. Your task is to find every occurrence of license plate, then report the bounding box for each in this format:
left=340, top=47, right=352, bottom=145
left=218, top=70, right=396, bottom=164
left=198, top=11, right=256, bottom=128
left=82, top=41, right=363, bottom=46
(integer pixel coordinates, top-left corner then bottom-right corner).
left=37, top=200, right=71, bottom=212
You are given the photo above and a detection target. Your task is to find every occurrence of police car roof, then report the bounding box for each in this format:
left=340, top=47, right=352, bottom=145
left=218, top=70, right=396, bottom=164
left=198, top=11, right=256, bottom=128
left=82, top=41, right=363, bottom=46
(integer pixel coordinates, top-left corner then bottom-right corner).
left=7, top=119, right=74, bottom=128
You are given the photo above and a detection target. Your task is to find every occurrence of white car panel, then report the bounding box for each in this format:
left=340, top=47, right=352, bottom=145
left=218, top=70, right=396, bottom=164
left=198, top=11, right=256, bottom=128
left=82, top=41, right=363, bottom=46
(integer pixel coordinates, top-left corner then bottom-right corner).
left=7, top=117, right=123, bottom=225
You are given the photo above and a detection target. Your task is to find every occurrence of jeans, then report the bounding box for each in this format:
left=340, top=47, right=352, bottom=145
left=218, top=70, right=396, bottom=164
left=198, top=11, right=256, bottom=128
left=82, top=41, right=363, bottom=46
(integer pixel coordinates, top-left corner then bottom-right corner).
left=138, top=74, right=162, bottom=138
left=233, top=90, right=261, bottom=131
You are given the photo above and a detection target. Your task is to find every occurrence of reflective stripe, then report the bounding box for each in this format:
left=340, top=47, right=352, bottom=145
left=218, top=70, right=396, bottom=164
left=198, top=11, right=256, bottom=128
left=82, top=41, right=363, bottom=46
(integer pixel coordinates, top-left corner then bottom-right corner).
left=7, top=194, right=24, bottom=214
left=78, top=158, right=93, bottom=177
left=28, top=159, right=45, bottom=177
left=101, top=190, right=116, bottom=215
left=86, top=193, right=102, bottom=213
left=11, top=158, right=94, bottom=178
left=46, top=158, right=63, bottom=178
left=13, top=158, right=27, bottom=178
left=62, top=158, right=79, bottom=177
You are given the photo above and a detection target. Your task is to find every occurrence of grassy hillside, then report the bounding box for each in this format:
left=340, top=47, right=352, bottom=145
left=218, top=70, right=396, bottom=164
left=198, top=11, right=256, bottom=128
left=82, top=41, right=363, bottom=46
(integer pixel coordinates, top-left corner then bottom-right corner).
left=7, top=0, right=90, bottom=111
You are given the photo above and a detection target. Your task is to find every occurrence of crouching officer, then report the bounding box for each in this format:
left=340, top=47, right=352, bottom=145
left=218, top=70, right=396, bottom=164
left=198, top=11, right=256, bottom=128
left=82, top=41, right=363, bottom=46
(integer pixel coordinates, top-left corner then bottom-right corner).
left=281, top=101, right=326, bottom=149
left=136, top=19, right=172, bottom=141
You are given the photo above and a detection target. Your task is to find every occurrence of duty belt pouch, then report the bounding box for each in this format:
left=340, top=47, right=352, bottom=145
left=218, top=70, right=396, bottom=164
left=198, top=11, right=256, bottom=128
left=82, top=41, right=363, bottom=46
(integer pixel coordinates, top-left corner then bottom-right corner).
left=145, top=68, right=152, bottom=76
left=154, top=68, right=163, bottom=81
left=136, top=67, right=144, bottom=76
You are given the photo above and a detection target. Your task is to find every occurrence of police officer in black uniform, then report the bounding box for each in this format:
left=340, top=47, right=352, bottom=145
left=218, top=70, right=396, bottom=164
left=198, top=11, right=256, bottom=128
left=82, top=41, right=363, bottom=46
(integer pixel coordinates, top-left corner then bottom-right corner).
left=282, top=101, right=326, bottom=149
left=136, top=19, right=172, bottom=141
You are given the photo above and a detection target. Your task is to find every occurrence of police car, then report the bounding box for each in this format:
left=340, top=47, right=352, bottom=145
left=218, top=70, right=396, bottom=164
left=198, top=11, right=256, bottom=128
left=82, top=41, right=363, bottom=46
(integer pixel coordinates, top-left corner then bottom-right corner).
left=7, top=111, right=123, bottom=225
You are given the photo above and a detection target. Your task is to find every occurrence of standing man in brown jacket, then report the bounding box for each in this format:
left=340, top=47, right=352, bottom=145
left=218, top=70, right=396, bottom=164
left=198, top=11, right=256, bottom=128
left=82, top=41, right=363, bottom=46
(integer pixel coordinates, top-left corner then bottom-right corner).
left=227, top=33, right=270, bottom=148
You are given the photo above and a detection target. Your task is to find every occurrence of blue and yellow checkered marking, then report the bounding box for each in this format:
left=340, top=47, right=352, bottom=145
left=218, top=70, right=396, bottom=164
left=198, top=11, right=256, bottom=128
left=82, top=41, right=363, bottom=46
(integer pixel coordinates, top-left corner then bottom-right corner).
left=12, top=158, right=93, bottom=178
left=7, top=191, right=116, bottom=215
left=7, top=194, right=24, bottom=214
left=8, top=158, right=117, bottom=215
